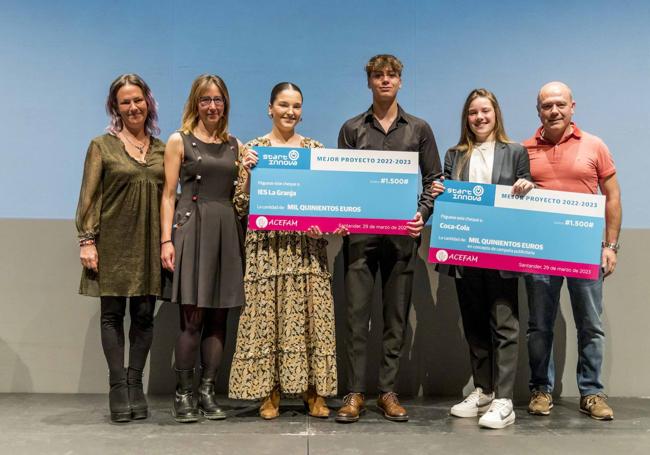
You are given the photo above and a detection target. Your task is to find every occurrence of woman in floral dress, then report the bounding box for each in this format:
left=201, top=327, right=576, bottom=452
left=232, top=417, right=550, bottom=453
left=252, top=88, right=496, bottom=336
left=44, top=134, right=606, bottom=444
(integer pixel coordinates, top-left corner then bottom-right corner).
left=229, top=82, right=345, bottom=419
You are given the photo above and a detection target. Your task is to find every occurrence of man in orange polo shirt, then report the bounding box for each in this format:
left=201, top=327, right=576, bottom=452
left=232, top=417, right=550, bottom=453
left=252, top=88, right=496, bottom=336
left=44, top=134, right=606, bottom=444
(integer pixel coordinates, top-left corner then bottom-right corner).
left=523, top=81, right=622, bottom=420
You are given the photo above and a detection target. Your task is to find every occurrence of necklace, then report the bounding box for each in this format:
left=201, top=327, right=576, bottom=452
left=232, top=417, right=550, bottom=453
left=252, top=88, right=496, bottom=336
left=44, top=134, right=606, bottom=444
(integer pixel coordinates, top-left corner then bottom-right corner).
left=121, top=131, right=149, bottom=155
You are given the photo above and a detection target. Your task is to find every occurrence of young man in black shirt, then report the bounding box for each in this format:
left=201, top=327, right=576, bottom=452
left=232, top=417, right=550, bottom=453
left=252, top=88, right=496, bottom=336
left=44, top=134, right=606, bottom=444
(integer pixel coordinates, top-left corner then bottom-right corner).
left=336, top=54, right=442, bottom=423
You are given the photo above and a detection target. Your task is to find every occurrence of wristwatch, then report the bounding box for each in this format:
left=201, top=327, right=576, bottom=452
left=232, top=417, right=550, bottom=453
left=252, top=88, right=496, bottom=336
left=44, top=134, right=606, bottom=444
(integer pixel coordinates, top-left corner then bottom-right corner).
left=601, top=241, right=620, bottom=252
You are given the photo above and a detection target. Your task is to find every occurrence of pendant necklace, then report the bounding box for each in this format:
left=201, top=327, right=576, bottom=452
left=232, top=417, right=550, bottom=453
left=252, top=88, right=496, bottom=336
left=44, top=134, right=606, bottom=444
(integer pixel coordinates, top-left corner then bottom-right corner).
left=121, top=132, right=148, bottom=160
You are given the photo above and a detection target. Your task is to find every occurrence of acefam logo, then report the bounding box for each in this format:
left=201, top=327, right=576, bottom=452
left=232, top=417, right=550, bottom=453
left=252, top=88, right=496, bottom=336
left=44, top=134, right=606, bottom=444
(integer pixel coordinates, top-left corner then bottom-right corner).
left=288, top=149, right=300, bottom=161
left=435, top=249, right=449, bottom=262
left=472, top=185, right=484, bottom=197
left=255, top=216, right=269, bottom=228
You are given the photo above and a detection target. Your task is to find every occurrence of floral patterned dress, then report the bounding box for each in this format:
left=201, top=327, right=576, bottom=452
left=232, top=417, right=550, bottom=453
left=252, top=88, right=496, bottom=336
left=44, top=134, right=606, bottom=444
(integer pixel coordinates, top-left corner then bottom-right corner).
left=228, top=136, right=337, bottom=399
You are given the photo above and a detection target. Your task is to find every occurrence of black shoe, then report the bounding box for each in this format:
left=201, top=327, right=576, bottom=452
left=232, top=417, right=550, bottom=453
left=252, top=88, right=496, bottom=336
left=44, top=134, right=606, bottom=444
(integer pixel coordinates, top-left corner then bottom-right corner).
left=198, top=375, right=226, bottom=420
left=127, top=367, right=148, bottom=420
left=109, top=369, right=131, bottom=423
left=172, top=368, right=199, bottom=423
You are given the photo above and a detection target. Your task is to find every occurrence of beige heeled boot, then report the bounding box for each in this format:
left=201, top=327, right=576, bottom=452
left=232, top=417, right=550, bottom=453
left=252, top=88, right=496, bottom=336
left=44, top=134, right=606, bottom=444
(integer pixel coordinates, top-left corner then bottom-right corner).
left=259, top=387, right=280, bottom=420
left=303, top=385, right=330, bottom=418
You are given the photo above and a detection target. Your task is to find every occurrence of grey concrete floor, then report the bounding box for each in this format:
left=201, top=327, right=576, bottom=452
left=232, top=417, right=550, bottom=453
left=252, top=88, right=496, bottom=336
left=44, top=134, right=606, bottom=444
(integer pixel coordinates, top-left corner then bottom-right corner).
left=0, top=394, right=648, bottom=455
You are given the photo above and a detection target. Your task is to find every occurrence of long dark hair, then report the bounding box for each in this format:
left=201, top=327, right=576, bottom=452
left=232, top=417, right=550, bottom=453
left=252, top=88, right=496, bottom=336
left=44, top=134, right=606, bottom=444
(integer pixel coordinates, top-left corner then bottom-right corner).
left=269, top=82, right=303, bottom=104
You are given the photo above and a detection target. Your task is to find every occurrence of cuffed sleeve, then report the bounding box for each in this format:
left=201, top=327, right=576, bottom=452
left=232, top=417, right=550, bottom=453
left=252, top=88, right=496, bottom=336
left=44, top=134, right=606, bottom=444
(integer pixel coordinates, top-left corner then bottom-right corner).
left=75, top=140, right=103, bottom=240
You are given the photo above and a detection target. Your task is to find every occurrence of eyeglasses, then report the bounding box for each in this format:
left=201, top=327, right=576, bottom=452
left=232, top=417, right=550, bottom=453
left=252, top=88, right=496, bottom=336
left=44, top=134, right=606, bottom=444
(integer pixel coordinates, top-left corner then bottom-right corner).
left=199, top=96, right=225, bottom=107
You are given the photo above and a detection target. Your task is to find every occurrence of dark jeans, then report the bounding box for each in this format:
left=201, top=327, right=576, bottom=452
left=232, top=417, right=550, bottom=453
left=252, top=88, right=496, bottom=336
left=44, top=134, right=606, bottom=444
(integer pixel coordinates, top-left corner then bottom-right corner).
left=455, top=268, right=519, bottom=399
left=343, top=234, right=417, bottom=393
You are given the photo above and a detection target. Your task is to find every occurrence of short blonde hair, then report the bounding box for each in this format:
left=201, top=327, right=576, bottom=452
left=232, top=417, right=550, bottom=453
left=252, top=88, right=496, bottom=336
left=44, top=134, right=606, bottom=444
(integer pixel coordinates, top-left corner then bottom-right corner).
left=180, top=74, right=230, bottom=142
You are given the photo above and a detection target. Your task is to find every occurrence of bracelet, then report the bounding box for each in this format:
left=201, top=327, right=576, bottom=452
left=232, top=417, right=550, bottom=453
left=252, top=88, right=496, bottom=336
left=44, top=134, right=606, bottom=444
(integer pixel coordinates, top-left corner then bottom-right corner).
left=161, top=239, right=173, bottom=246
left=79, top=239, right=95, bottom=246
left=601, top=241, right=620, bottom=253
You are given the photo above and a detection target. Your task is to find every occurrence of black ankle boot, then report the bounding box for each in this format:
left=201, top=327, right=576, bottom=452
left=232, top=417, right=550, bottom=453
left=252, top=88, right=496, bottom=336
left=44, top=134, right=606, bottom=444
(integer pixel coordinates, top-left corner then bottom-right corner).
left=127, top=367, right=148, bottom=420
left=173, top=368, right=199, bottom=423
left=198, top=372, right=226, bottom=420
left=109, top=369, right=131, bottom=423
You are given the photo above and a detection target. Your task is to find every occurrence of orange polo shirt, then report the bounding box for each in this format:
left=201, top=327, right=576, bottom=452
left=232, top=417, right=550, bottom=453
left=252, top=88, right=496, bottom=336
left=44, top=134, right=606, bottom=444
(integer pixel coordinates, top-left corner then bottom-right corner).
left=523, top=123, right=616, bottom=195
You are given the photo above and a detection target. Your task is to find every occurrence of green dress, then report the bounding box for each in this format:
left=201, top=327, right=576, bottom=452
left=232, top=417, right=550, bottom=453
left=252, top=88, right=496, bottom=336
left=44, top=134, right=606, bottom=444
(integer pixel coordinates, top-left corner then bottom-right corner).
left=75, top=133, right=165, bottom=297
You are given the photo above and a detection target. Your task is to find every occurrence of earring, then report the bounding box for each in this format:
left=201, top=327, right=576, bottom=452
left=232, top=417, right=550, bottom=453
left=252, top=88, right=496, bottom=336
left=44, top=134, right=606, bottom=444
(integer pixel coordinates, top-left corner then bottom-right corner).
left=268, top=113, right=273, bottom=118
left=299, top=117, right=303, bottom=122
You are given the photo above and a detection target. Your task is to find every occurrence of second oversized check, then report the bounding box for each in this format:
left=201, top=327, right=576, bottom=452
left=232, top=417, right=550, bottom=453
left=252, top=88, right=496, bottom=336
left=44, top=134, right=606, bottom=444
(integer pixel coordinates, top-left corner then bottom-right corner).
left=248, top=147, right=419, bottom=235
left=428, top=181, right=605, bottom=280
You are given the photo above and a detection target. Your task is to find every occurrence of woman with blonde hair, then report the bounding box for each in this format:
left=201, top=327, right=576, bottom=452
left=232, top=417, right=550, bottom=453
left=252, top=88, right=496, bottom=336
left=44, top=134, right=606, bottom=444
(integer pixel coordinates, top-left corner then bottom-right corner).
left=431, top=88, right=534, bottom=429
left=160, top=74, right=246, bottom=422
left=76, top=73, right=164, bottom=422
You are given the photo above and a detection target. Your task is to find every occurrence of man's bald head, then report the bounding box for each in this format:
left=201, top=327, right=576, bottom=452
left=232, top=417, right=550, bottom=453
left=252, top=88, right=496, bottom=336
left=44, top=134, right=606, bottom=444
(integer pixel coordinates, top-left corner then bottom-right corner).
left=537, top=81, right=573, bottom=108
left=536, top=81, right=576, bottom=144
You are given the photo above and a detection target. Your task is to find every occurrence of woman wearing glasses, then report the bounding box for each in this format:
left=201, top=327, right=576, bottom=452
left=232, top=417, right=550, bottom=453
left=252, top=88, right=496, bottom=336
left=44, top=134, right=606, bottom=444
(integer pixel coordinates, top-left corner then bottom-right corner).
left=76, top=73, right=164, bottom=423
left=228, top=82, right=344, bottom=420
left=160, top=74, right=246, bottom=423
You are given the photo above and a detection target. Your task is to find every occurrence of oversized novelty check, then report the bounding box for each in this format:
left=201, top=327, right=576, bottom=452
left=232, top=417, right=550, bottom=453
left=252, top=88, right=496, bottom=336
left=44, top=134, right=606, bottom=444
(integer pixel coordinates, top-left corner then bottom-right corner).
left=428, top=181, right=605, bottom=280
left=248, top=147, right=419, bottom=235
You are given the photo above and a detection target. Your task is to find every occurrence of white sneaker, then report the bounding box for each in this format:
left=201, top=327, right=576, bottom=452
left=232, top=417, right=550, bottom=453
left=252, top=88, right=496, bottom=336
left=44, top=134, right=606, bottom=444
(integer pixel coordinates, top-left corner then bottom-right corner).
left=450, top=387, right=494, bottom=418
left=478, top=398, right=515, bottom=429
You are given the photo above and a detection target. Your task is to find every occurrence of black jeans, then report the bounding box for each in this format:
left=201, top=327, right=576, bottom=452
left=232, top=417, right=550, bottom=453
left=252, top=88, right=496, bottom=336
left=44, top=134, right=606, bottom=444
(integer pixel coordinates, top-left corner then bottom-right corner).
left=343, top=234, right=417, bottom=393
left=455, top=268, right=519, bottom=399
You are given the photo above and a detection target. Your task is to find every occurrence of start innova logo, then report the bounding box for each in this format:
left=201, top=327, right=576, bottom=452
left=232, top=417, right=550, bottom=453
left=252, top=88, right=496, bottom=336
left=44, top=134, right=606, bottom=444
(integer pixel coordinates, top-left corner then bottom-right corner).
left=262, top=148, right=302, bottom=167
left=435, top=249, right=449, bottom=262
left=447, top=183, right=487, bottom=202
left=255, top=216, right=269, bottom=228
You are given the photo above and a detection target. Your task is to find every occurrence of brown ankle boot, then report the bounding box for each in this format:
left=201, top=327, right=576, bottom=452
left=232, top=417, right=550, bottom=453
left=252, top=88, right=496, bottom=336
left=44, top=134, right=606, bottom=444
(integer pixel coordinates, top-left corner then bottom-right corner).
left=303, top=386, right=330, bottom=418
left=259, top=387, right=280, bottom=420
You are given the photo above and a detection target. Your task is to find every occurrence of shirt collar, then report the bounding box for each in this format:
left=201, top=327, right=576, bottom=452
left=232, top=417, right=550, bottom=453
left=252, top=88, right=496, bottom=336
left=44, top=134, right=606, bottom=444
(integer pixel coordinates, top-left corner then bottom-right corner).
left=363, top=104, right=409, bottom=125
left=535, top=122, right=582, bottom=144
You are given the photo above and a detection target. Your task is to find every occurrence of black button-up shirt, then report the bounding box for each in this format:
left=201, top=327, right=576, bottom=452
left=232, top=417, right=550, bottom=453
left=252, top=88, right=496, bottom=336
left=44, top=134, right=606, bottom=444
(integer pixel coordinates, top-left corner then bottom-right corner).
left=338, top=105, right=442, bottom=223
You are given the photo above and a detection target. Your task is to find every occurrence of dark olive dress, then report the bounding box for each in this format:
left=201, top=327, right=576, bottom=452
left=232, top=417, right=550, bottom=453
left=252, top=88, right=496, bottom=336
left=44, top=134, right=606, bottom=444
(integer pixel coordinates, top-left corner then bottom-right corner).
left=76, top=133, right=165, bottom=297
left=168, top=132, right=245, bottom=308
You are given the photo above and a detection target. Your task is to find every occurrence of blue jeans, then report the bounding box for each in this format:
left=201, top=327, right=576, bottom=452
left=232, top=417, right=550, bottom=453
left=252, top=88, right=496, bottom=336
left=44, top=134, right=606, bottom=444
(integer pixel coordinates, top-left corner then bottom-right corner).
left=525, top=273, right=605, bottom=396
